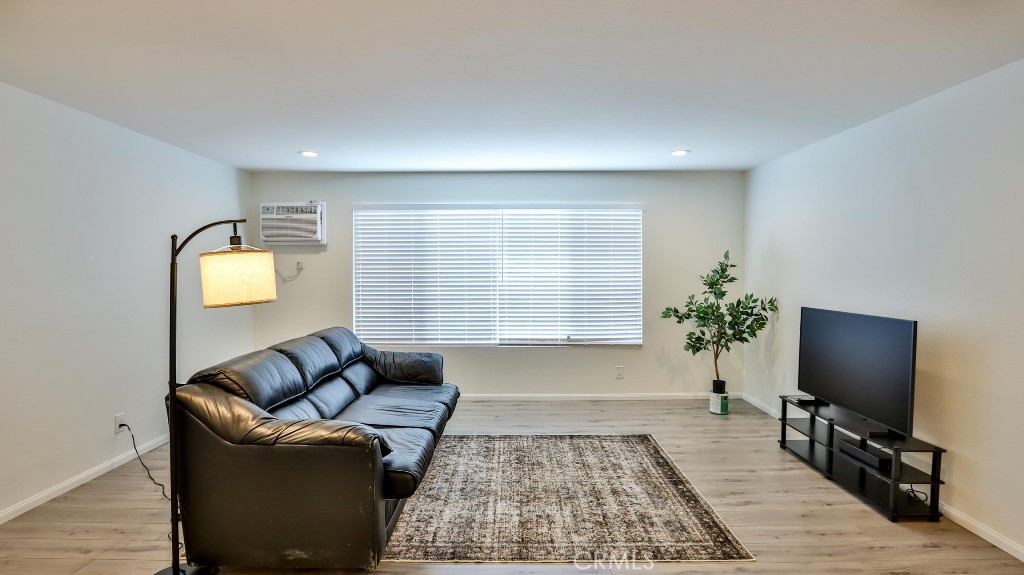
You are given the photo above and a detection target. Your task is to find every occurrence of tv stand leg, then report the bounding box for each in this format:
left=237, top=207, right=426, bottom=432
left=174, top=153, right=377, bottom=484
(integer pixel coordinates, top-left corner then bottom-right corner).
left=825, top=423, right=835, bottom=478
left=929, top=451, right=943, bottom=520
left=779, top=401, right=788, bottom=448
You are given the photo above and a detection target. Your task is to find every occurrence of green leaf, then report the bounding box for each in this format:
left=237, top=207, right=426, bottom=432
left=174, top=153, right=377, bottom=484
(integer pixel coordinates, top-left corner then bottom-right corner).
left=662, top=251, right=777, bottom=368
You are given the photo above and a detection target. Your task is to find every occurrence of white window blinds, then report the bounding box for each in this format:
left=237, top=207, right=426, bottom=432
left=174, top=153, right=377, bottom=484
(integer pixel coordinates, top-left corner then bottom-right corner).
left=353, top=210, right=501, bottom=345
left=353, top=208, right=642, bottom=346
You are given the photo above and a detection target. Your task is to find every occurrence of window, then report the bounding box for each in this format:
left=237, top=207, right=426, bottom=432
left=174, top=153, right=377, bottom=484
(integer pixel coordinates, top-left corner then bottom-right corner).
left=353, top=208, right=642, bottom=345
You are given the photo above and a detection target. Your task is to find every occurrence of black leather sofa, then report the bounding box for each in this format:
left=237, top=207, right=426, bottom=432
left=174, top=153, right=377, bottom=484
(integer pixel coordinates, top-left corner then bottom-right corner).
left=172, top=327, right=459, bottom=570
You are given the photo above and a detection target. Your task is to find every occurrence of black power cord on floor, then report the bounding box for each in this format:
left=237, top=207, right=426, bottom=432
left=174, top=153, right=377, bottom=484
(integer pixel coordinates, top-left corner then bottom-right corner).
left=907, top=484, right=929, bottom=503
left=120, top=423, right=185, bottom=557
left=121, top=423, right=170, bottom=501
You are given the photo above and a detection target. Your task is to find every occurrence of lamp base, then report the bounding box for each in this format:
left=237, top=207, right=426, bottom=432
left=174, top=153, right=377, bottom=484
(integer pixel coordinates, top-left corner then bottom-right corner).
left=154, top=564, right=216, bottom=575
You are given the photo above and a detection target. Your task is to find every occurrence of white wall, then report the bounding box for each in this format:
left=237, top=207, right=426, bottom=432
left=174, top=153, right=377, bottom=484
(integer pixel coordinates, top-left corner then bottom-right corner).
left=247, top=171, right=746, bottom=396
left=0, top=82, right=256, bottom=521
left=744, top=59, right=1024, bottom=558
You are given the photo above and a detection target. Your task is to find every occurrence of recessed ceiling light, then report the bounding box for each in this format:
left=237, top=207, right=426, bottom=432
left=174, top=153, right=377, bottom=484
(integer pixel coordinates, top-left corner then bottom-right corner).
left=298, top=150, right=319, bottom=158
left=671, top=150, right=690, bottom=157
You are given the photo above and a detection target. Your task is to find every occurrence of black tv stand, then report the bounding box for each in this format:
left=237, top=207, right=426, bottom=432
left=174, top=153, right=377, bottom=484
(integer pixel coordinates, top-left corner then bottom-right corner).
left=866, top=429, right=906, bottom=440
left=778, top=395, right=945, bottom=522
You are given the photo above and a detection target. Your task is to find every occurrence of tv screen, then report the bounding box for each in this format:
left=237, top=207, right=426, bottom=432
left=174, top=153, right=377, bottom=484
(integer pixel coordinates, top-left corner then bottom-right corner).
left=798, top=307, right=917, bottom=435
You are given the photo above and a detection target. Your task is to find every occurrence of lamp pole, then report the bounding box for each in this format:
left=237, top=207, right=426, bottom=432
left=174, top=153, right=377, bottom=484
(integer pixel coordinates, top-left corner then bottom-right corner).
left=161, top=219, right=247, bottom=575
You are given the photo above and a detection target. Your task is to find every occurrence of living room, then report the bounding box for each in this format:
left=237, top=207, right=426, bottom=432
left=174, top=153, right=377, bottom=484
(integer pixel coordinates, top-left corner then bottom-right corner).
left=1, top=2, right=1023, bottom=574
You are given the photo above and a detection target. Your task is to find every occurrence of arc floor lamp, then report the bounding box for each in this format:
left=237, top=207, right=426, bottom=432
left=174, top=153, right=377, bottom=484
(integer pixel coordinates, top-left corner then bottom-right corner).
left=160, top=219, right=276, bottom=575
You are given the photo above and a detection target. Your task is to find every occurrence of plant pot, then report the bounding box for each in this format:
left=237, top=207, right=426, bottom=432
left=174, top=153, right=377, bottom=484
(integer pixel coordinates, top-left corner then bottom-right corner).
left=712, top=379, right=726, bottom=394
left=709, top=391, right=729, bottom=415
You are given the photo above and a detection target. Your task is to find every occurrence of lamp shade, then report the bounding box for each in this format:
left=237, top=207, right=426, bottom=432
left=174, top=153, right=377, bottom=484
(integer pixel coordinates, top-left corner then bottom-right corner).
left=199, top=247, right=277, bottom=308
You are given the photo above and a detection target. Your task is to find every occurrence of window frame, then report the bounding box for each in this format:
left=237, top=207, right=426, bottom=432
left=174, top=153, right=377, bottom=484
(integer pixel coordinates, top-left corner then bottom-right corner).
left=352, top=205, right=643, bottom=347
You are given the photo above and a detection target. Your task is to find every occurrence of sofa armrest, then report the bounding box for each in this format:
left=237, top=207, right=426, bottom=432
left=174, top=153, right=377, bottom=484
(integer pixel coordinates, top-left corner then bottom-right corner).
left=174, top=388, right=390, bottom=569
left=174, top=383, right=391, bottom=455
left=361, top=344, right=444, bottom=385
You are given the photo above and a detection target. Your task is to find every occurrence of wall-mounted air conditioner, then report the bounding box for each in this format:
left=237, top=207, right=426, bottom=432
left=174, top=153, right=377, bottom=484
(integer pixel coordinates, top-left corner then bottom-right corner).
left=260, top=201, right=326, bottom=245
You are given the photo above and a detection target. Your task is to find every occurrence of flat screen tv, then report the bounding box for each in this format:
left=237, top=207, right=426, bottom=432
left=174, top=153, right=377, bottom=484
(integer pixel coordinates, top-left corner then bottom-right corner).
left=798, top=307, right=917, bottom=436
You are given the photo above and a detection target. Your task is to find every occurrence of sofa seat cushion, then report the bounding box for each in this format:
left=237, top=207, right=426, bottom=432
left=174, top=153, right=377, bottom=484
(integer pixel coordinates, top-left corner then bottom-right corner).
left=370, top=383, right=460, bottom=417
left=268, top=397, right=322, bottom=420
left=337, top=395, right=448, bottom=439
left=375, top=427, right=436, bottom=498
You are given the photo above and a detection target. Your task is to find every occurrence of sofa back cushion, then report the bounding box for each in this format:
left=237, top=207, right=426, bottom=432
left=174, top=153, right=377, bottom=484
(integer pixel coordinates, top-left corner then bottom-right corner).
left=341, top=361, right=379, bottom=396
left=311, top=327, right=363, bottom=367
left=313, top=327, right=383, bottom=395
left=306, top=376, right=358, bottom=419
left=269, top=336, right=341, bottom=390
left=187, top=349, right=305, bottom=412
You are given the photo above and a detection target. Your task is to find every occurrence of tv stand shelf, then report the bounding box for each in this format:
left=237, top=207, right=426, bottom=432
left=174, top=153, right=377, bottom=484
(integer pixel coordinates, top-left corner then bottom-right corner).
left=779, top=395, right=945, bottom=522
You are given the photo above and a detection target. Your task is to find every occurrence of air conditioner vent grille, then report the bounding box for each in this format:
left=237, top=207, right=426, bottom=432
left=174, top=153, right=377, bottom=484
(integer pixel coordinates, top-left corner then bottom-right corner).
left=275, top=205, right=319, bottom=216
left=260, top=201, right=326, bottom=245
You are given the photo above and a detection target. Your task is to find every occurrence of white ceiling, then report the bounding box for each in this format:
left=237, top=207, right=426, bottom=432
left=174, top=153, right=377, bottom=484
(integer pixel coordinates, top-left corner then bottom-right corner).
left=3, top=1, right=1024, bottom=172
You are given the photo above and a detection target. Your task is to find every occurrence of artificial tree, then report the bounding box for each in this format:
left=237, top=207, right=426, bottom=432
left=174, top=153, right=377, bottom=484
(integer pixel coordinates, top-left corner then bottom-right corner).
left=661, top=251, right=778, bottom=393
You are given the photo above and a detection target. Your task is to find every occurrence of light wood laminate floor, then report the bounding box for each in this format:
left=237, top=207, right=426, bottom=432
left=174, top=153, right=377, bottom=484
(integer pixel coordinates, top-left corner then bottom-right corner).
left=1, top=399, right=1021, bottom=574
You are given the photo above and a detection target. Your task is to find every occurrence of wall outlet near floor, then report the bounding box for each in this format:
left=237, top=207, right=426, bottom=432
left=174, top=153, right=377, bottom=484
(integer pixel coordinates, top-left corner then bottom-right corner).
left=615, top=366, right=625, bottom=379
left=114, top=413, right=127, bottom=434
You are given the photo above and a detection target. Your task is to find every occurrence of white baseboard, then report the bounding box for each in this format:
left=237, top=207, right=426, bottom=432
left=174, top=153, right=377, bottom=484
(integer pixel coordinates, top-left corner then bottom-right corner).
left=939, top=501, right=1024, bottom=562
left=737, top=394, right=1024, bottom=562
left=0, top=433, right=169, bottom=525
left=460, top=392, right=718, bottom=401
left=735, top=392, right=780, bottom=418
left=8, top=404, right=1020, bottom=567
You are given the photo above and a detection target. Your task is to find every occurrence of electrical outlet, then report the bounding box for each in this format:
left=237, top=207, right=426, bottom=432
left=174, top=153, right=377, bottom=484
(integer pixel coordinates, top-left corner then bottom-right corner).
left=615, top=366, right=625, bottom=379
left=114, top=413, right=127, bottom=434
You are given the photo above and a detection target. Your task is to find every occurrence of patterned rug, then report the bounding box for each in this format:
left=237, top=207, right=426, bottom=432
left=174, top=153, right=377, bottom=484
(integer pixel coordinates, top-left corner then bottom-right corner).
left=383, top=434, right=753, bottom=563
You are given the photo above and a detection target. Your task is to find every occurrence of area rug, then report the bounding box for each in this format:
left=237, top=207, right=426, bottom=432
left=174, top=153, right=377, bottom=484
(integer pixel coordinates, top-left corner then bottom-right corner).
left=383, top=434, right=753, bottom=563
